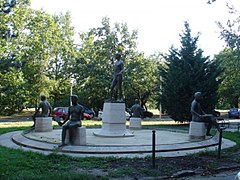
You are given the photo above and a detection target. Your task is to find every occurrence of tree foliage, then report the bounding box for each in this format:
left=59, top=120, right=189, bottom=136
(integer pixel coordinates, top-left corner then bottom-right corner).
left=124, top=52, right=160, bottom=109
left=0, top=4, right=167, bottom=115
left=74, top=17, right=160, bottom=111
left=216, top=4, right=240, bottom=108
left=162, top=22, right=221, bottom=122
left=0, top=0, right=32, bottom=114
left=0, top=0, right=76, bottom=114
left=216, top=49, right=240, bottom=108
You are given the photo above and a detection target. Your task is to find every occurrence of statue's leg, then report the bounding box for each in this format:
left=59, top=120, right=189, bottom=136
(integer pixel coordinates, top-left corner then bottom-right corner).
left=32, top=113, right=41, bottom=128
left=205, top=116, right=213, bottom=135
left=199, top=116, right=212, bottom=136
left=110, top=77, right=117, bottom=99
left=118, top=76, right=123, bottom=100
left=211, top=116, right=220, bottom=131
left=69, top=122, right=79, bottom=145
left=32, top=115, right=36, bottom=127
left=59, top=122, right=69, bottom=147
left=206, top=122, right=212, bottom=135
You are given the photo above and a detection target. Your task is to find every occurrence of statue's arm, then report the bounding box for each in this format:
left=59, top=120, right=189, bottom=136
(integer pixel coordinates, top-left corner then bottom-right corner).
left=33, top=103, right=41, bottom=116
left=48, top=102, right=52, bottom=116
left=61, top=107, right=70, bottom=126
left=191, top=102, right=201, bottom=118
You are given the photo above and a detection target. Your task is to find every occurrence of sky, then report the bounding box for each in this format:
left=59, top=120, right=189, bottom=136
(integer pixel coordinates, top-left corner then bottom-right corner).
left=30, top=0, right=240, bottom=57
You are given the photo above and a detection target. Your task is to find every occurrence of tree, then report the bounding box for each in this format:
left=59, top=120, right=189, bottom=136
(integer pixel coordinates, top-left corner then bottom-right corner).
left=216, top=4, right=240, bottom=108
left=75, top=17, right=139, bottom=111
left=207, top=0, right=216, bottom=4
left=215, top=49, right=240, bottom=108
left=162, top=22, right=221, bottom=122
left=46, top=12, right=77, bottom=107
left=20, top=9, right=58, bottom=108
left=124, top=52, right=160, bottom=110
left=75, top=17, right=160, bottom=112
left=0, top=0, right=31, bottom=114
left=21, top=10, right=76, bottom=108
left=0, top=1, right=77, bottom=114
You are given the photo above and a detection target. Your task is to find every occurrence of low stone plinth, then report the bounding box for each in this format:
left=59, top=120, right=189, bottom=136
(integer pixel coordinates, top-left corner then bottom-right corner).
left=35, top=117, right=53, bottom=132
left=189, top=121, right=206, bottom=140
left=129, top=117, right=142, bottom=129
left=65, top=126, right=86, bottom=146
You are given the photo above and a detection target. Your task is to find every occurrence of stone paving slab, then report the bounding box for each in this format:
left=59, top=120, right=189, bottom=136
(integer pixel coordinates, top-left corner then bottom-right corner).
left=23, top=129, right=191, bottom=145
left=0, top=128, right=236, bottom=158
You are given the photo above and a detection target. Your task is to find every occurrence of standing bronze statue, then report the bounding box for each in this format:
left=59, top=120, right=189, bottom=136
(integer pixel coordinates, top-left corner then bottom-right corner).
left=110, top=53, right=124, bottom=101
left=32, top=95, right=52, bottom=128
left=58, top=95, right=85, bottom=147
left=191, top=92, right=220, bottom=136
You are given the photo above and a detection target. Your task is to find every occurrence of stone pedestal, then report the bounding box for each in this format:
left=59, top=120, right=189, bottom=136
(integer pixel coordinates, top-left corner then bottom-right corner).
left=189, top=121, right=206, bottom=140
left=35, top=117, right=53, bottom=132
left=93, top=102, right=134, bottom=137
left=129, top=117, right=142, bottom=129
left=65, top=126, right=86, bottom=145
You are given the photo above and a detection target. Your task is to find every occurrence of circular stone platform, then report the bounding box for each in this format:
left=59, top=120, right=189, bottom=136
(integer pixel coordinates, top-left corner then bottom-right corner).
left=0, top=128, right=236, bottom=158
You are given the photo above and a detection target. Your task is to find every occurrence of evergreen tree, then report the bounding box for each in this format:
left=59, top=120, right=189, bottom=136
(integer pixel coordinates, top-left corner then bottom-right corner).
left=162, top=22, right=221, bottom=122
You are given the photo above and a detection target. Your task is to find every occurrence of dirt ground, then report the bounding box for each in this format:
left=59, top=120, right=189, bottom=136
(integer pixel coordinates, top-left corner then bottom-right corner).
left=104, top=150, right=240, bottom=179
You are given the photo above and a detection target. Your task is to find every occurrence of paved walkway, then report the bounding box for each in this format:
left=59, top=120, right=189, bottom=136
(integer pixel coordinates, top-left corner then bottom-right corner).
left=0, top=127, right=235, bottom=158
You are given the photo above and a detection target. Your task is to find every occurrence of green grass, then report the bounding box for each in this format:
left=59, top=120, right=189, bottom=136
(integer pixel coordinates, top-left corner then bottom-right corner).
left=0, top=121, right=240, bottom=179
left=221, top=131, right=240, bottom=154
left=0, top=143, right=111, bottom=179
left=143, top=124, right=189, bottom=131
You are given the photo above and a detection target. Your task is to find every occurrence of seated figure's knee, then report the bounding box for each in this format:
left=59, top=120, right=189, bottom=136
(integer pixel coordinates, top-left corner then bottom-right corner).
left=62, top=125, right=68, bottom=131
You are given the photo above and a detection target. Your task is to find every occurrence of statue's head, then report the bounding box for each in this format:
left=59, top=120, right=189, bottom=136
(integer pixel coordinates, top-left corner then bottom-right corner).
left=194, top=92, right=201, bottom=99
left=40, top=95, right=46, bottom=101
left=71, top=95, right=78, bottom=104
left=115, top=53, right=121, bottom=60
left=135, top=99, right=140, bottom=104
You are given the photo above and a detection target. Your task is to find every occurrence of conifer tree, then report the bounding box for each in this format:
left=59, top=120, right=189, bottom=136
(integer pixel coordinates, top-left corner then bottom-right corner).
left=162, top=22, right=221, bottom=122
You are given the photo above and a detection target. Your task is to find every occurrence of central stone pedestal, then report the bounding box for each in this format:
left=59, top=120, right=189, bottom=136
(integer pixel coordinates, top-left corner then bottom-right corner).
left=93, top=102, right=134, bottom=137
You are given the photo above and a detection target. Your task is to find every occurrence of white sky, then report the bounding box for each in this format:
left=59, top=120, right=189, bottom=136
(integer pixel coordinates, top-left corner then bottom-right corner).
left=30, top=0, right=240, bottom=57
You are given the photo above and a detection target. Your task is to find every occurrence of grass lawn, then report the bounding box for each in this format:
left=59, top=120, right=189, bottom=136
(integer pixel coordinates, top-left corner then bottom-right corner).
left=0, top=116, right=239, bottom=179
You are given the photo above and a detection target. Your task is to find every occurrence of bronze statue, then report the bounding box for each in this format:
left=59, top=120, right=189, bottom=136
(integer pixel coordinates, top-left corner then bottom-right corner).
left=191, top=92, right=219, bottom=136
left=130, top=99, right=143, bottom=118
left=110, top=53, right=124, bottom=101
left=32, top=95, right=52, bottom=128
left=58, top=95, right=85, bottom=147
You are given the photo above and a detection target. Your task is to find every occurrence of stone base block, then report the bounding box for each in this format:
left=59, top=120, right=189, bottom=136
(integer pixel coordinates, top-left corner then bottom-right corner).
left=102, top=102, right=126, bottom=123
left=35, top=117, right=53, bottom=132
left=129, top=117, right=142, bottom=129
left=94, top=102, right=134, bottom=137
left=189, top=121, right=206, bottom=140
left=65, top=126, right=86, bottom=145
left=93, top=126, right=134, bottom=137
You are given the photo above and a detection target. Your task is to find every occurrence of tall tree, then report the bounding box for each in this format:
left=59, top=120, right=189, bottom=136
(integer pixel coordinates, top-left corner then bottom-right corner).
left=215, top=49, right=240, bottom=108
left=162, top=22, right=221, bottom=122
left=216, top=4, right=240, bottom=108
left=20, top=9, right=57, bottom=108
left=75, top=17, right=138, bottom=111
left=124, top=52, right=160, bottom=109
left=0, top=0, right=31, bottom=114
left=46, top=12, right=77, bottom=107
